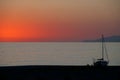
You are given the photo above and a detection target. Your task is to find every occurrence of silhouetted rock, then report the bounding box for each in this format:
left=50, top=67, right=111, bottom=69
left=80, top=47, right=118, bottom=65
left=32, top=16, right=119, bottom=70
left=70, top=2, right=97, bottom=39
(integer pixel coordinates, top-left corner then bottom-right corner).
left=0, top=66, right=119, bottom=80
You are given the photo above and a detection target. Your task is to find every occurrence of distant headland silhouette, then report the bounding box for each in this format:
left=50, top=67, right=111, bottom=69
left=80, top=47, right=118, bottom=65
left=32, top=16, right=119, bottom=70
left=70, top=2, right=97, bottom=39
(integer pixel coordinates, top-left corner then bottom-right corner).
left=83, top=35, right=120, bottom=42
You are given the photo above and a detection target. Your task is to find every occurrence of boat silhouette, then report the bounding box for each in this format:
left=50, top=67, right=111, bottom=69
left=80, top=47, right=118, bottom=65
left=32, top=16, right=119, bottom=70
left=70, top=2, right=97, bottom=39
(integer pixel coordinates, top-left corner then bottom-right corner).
left=93, top=35, right=109, bottom=66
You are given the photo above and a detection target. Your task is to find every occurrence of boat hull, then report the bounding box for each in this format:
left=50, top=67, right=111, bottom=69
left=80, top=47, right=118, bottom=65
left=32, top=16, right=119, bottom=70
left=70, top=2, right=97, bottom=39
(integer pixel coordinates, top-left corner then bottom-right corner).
left=94, top=60, right=108, bottom=66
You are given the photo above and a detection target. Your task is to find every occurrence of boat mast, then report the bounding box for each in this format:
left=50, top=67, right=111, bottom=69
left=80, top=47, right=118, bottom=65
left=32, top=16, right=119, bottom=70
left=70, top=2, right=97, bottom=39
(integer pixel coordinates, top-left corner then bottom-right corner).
left=102, top=35, right=104, bottom=60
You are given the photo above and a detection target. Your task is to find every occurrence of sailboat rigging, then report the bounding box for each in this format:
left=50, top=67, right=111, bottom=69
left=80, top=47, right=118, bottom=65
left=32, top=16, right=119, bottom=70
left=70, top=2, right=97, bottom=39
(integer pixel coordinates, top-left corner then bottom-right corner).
left=93, top=35, right=109, bottom=66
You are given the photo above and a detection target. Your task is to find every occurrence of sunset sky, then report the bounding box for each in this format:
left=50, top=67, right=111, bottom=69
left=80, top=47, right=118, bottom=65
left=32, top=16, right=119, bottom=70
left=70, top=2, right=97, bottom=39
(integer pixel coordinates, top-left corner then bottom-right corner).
left=0, top=0, right=120, bottom=42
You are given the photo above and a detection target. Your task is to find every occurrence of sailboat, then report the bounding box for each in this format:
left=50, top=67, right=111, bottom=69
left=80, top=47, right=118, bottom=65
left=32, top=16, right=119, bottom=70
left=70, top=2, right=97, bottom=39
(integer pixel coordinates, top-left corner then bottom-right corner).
left=93, top=35, right=109, bottom=66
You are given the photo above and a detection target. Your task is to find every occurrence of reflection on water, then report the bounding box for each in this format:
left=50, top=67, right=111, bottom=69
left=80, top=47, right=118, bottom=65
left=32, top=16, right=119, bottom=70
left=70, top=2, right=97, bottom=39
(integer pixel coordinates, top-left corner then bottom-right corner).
left=0, top=42, right=120, bottom=66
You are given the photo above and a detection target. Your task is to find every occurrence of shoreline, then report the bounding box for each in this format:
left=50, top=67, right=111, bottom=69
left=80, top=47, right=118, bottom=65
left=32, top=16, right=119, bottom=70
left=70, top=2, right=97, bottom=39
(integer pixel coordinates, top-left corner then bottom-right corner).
left=0, top=66, right=119, bottom=80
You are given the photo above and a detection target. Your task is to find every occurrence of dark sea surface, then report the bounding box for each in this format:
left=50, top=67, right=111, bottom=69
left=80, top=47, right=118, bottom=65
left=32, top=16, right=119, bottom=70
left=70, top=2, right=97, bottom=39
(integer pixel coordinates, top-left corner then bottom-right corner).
left=0, top=42, right=120, bottom=66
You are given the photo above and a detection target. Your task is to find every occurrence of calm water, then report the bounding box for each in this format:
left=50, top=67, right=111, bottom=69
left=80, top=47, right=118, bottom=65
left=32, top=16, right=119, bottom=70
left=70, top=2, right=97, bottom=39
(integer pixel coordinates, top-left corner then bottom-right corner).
left=0, top=42, right=120, bottom=66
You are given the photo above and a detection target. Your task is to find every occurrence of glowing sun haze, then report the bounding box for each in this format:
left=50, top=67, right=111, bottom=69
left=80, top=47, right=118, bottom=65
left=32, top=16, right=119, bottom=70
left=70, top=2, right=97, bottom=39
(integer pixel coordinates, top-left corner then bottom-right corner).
left=0, top=0, right=120, bottom=42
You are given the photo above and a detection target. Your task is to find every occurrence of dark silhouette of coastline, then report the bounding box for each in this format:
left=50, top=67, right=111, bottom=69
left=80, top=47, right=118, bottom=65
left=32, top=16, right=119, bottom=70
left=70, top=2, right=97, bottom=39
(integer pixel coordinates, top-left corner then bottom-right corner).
left=83, top=35, right=120, bottom=42
left=0, top=65, right=119, bottom=80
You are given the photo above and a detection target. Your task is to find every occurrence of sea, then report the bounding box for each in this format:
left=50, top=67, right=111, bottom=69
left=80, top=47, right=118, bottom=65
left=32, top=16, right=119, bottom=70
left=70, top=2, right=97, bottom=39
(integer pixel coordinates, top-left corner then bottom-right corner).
left=0, top=42, right=120, bottom=66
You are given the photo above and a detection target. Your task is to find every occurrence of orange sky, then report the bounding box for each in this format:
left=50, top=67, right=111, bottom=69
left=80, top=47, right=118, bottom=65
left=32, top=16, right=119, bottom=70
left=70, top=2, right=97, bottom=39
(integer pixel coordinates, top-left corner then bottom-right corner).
left=0, top=0, right=120, bottom=42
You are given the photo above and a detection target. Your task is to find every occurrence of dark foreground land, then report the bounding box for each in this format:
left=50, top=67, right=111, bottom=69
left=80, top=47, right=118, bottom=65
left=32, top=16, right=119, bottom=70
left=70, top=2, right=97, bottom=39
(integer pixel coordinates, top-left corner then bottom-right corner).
left=0, top=66, right=120, bottom=80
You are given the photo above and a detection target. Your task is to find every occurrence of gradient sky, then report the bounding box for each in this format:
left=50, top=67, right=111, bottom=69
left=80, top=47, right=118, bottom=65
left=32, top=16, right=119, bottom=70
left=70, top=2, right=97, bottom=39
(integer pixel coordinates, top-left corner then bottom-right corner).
left=0, top=0, right=120, bottom=42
